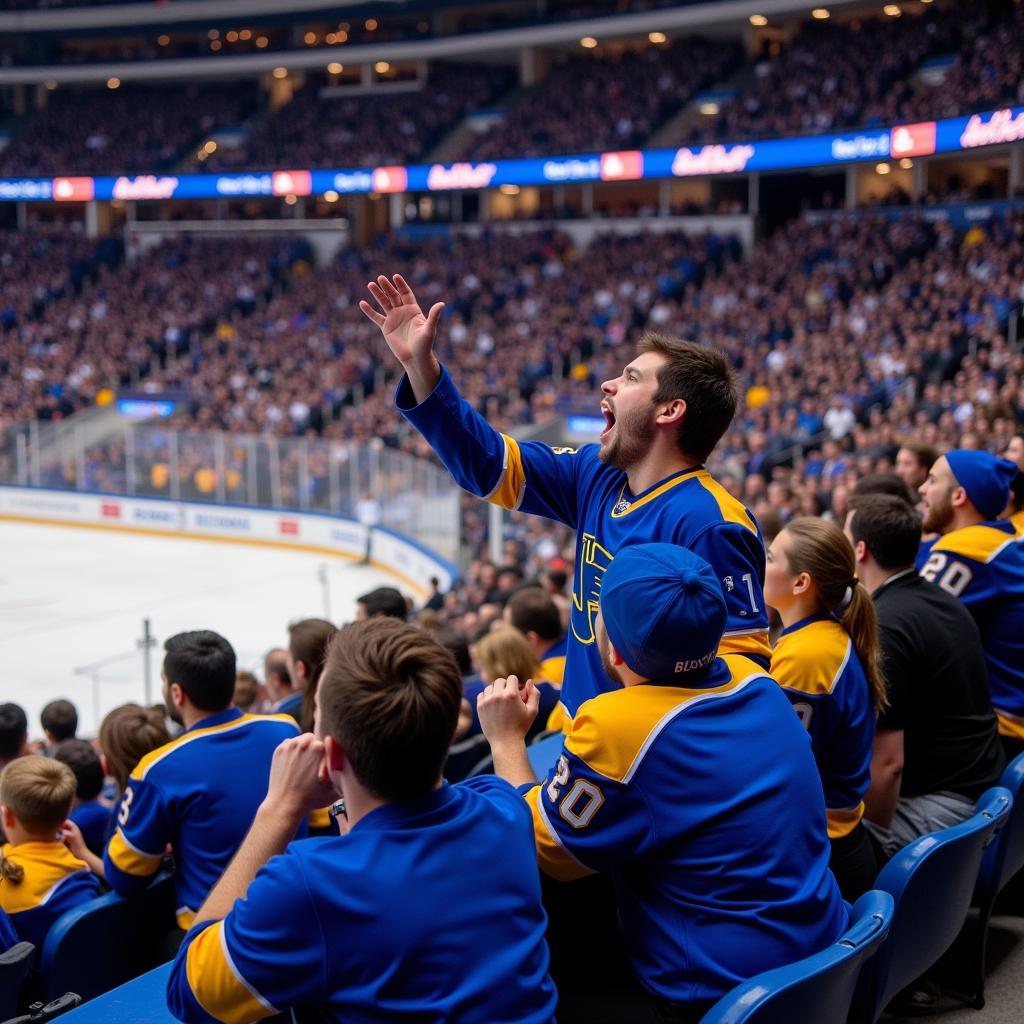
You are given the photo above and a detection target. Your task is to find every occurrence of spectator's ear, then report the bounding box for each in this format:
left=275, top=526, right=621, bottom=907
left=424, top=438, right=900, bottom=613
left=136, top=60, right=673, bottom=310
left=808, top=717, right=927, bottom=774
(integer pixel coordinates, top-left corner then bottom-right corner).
left=1, top=806, right=14, bottom=831
left=323, top=735, right=346, bottom=776
left=100, top=753, right=111, bottom=778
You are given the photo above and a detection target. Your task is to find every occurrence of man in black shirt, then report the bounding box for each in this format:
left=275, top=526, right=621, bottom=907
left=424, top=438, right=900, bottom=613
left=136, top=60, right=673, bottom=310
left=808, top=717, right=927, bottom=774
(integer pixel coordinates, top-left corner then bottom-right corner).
left=845, top=495, right=1005, bottom=860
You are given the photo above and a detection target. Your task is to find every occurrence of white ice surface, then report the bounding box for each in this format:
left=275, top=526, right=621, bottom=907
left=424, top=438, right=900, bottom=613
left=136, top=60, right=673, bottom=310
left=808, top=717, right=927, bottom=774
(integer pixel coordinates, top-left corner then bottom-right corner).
left=0, top=520, right=399, bottom=736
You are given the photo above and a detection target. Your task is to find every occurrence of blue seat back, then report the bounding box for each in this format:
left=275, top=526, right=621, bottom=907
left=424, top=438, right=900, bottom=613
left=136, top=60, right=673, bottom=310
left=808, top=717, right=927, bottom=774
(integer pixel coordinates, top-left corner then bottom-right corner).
left=527, top=733, right=563, bottom=779
left=976, top=753, right=1024, bottom=907
left=0, top=941, right=35, bottom=1020
left=699, top=891, right=893, bottom=1024
left=39, top=873, right=176, bottom=1004
left=851, top=786, right=1011, bottom=1023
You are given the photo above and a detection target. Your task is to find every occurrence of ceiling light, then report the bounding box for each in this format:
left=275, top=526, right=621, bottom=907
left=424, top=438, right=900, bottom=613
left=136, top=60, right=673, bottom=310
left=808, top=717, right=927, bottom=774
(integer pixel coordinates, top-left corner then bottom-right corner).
left=649, top=31, right=667, bottom=43
left=226, top=30, right=238, bottom=42
left=580, top=36, right=598, bottom=48
left=876, top=162, right=891, bottom=175
left=883, top=4, right=901, bottom=15
left=699, top=102, right=720, bottom=116
left=304, top=32, right=317, bottom=45
left=157, top=34, right=170, bottom=45
left=284, top=194, right=297, bottom=206
left=272, top=67, right=288, bottom=79
left=324, top=190, right=339, bottom=202
left=899, top=158, right=913, bottom=169
left=811, top=7, right=830, bottom=18
left=749, top=14, right=768, bottom=26
left=106, top=77, right=120, bottom=89
left=44, top=79, right=57, bottom=90
left=374, top=61, right=390, bottom=73
left=208, top=29, right=219, bottom=40
left=500, top=184, right=520, bottom=195
left=256, top=36, right=268, bottom=48
left=327, top=62, right=343, bottom=74
left=365, top=18, right=378, bottom=30
left=211, top=40, right=222, bottom=51
left=239, top=29, right=252, bottom=41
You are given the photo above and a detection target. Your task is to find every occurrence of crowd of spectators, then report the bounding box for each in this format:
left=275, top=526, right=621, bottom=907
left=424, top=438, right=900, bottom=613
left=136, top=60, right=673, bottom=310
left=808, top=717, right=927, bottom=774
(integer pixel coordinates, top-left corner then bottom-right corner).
left=686, top=3, right=1021, bottom=145
left=0, top=83, right=256, bottom=176
left=467, top=37, right=741, bottom=160
left=203, top=64, right=515, bottom=172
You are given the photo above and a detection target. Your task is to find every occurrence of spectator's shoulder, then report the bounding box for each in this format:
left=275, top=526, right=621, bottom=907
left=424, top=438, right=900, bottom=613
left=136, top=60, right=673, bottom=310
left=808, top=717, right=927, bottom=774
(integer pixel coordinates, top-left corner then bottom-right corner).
left=457, top=775, right=531, bottom=824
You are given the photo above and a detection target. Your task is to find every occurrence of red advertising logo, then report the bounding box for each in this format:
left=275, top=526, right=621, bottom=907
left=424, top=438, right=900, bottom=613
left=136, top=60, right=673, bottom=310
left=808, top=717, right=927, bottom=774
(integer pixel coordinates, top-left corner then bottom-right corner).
left=890, top=122, right=936, bottom=159
left=372, top=166, right=408, bottom=193
left=52, top=177, right=95, bottom=202
left=271, top=170, right=312, bottom=197
left=279, top=519, right=299, bottom=536
left=600, top=151, right=644, bottom=181
left=101, top=502, right=122, bottom=519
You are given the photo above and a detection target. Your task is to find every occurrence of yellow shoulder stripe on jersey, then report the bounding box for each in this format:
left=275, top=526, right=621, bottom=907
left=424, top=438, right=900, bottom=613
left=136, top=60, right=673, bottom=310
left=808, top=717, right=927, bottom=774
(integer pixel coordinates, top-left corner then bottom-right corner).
left=719, top=631, right=772, bottom=663
left=567, top=670, right=766, bottom=784
left=933, top=524, right=1020, bottom=564
left=486, top=434, right=527, bottom=511
left=0, top=844, right=90, bottom=914
left=132, top=714, right=297, bottom=781
left=994, top=707, right=1024, bottom=741
left=524, top=785, right=593, bottom=882
left=771, top=620, right=852, bottom=697
left=826, top=804, right=864, bottom=840
left=185, top=921, right=278, bottom=1024
left=609, top=467, right=702, bottom=518
left=1012, top=511, right=1024, bottom=537
left=694, top=470, right=758, bottom=534
left=539, top=654, right=566, bottom=688
left=107, top=829, right=163, bottom=877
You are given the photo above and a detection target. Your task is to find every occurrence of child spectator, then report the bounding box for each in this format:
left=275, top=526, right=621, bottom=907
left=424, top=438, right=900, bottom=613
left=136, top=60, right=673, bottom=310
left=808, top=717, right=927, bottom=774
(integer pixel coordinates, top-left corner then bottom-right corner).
left=40, top=700, right=78, bottom=751
left=53, top=740, right=109, bottom=857
left=98, top=704, right=171, bottom=794
left=0, top=704, right=28, bottom=771
left=0, top=757, right=101, bottom=948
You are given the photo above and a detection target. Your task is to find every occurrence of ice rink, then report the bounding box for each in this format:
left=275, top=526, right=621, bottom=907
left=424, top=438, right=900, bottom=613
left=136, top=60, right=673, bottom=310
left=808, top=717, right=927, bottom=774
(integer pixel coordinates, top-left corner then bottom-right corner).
left=0, top=520, right=401, bottom=735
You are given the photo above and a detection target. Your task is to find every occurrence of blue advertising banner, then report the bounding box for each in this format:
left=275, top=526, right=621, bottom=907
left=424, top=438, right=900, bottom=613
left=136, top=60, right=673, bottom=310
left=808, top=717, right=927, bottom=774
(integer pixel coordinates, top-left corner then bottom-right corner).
left=2, top=106, right=1020, bottom=203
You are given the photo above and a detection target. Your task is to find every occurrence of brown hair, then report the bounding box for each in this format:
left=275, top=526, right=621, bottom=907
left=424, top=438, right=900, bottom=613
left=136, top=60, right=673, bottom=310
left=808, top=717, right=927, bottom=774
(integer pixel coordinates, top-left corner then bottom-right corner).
left=782, top=517, right=887, bottom=714
left=99, top=703, right=171, bottom=791
left=318, top=618, right=461, bottom=801
left=636, top=333, right=737, bottom=463
left=288, top=618, right=337, bottom=733
left=233, top=671, right=260, bottom=711
left=848, top=494, right=923, bottom=571
left=504, top=588, right=562, bottom=643
left=899, top=441, right=939, bottom=473
left=0, top=757, right=77, bottom=883
left=475, top=626, right=542, bottom=685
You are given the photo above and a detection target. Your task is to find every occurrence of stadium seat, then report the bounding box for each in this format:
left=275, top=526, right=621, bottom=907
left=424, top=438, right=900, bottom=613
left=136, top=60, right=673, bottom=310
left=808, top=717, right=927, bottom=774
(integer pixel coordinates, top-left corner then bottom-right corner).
left=699, top=890, right=893, bottom=1024
left=967, top=753, right=1024, bottom=1007
left=38, top=873, right=176, bottom=1005
left=526, top=733, right=563, bottom=780
left=0, top=942, right=35, bottom=1021
left=849, top=786, right=1012, bottom=1024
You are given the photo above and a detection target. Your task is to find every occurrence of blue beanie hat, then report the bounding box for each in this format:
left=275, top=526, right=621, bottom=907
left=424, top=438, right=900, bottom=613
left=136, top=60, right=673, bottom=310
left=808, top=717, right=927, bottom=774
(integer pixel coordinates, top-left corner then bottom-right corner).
left=945, top=450, right=1017, bottom=521
left=600, top=544, right=727, bottom=681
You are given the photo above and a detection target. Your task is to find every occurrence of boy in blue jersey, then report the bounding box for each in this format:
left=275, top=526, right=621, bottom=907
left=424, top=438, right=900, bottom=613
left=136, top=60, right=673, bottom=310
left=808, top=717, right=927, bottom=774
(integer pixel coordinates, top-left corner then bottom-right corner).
left=0, top=757, right=101, bottom=949
left=919, top=450, right=1024, bottom=761
left=104, top=630, right=300, bottom=934
left=167, top=617, right=557, bottom=1024
left=54, top=740, right=110, bottom=857
left=360, top=274, right=770, bottom=729
left=478, top=544, right=847, bottom=1024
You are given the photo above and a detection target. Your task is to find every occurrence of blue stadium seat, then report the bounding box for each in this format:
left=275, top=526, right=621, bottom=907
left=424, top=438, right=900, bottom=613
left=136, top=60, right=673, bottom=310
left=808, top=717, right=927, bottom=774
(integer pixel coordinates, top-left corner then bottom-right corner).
left=39, top=873, right=176, bottom=1005
left=968, top=754, right=1024, bottom=1007
left=849, top=786, right=1012, bottom=1024
left=699, top=890, right=893, bottom=1024
left=527, top=733, right=563, bottom=779
left=0, top=942, right=35, bottom=1021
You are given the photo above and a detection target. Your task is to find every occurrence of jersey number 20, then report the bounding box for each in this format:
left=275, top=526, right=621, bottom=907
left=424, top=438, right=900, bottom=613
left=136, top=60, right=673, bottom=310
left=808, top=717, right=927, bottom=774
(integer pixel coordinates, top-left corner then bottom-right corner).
left=546, top=755, right=605, bottom=829
left=920, top=552, right=973, bottom=597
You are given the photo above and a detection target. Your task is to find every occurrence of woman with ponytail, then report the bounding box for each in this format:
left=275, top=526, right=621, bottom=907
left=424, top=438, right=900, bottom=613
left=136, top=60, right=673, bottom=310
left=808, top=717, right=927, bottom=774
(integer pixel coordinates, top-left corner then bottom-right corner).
left=764, top=517, right=886, bottom=900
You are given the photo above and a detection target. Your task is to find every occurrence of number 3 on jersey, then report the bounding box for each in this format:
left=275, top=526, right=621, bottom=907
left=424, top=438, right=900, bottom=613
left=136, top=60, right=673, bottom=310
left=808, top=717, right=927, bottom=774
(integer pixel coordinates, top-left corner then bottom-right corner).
left=921, top=552, right=973, bottom=597
left=117, top=785, right=134, bottom=827
left=546, top=754, right=605, bottom=829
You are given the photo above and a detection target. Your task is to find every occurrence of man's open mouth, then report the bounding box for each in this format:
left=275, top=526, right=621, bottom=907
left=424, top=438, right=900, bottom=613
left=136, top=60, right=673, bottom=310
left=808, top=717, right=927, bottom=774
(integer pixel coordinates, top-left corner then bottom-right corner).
left=600, top=403, right=616, bottom=442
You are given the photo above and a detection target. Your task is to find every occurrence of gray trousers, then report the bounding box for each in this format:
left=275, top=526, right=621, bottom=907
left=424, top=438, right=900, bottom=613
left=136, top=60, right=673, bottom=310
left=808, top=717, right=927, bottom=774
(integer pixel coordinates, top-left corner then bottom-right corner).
left=863, top=791, right=976, bottom=861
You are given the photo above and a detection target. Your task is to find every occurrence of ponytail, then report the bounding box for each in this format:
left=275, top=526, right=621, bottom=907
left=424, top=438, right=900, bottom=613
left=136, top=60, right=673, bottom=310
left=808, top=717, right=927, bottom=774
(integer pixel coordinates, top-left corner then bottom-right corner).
left=783, top=517, right=888, bottom=715
left=841, top=583, right=888, bottom=715
left=0, top=850, right=24, bottom=885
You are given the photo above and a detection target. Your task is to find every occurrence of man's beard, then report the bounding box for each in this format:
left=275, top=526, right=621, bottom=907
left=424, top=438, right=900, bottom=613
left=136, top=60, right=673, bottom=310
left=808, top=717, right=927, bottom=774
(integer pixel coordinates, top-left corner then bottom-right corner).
left=599, top=630, right=623, bottom=687
left=922, top=489, right=955, bottom=534
left=598, top=403, right=657, bottom=473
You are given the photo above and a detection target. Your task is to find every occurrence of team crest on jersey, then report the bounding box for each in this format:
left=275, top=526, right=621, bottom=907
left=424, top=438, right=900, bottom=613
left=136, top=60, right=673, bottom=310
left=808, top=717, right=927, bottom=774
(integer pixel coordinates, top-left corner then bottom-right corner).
left=571, top=533, right=614, bottom=645
left=614, top=498, right=632, bottom=515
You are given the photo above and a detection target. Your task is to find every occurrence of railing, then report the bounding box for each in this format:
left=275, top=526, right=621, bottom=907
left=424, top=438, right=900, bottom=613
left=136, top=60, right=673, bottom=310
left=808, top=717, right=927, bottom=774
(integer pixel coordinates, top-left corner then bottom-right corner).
left=0, top=419, right=461, bottom=565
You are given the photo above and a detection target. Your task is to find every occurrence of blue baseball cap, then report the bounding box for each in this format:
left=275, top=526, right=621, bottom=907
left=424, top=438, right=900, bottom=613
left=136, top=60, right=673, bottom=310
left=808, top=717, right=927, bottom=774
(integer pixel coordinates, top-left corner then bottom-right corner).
left=945, top=450, right=1018, bottom=522
left=600, top=544, right=727, bottom=681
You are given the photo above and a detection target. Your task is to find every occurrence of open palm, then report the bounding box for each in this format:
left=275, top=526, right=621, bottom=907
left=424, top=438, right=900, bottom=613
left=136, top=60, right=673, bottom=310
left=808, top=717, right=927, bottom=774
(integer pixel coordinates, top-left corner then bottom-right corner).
left=359, top=274, right=445, bottom=366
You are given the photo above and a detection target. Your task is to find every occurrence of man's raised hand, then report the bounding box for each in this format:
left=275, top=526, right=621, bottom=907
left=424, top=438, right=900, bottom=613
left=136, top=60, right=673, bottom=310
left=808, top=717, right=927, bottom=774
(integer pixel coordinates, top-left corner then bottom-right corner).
left=359, top=274, right=445, bottom=371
